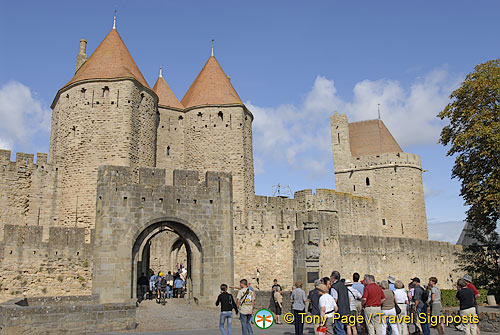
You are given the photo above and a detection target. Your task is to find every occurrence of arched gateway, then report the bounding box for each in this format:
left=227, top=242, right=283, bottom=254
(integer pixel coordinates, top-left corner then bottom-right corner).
left=92, top=166, right=234, bottom=305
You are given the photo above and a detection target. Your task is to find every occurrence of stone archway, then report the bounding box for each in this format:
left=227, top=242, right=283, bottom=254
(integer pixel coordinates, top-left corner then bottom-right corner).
left=92, top=166, right=234, bottom=305
left=131, top=220, right=202, bottom=301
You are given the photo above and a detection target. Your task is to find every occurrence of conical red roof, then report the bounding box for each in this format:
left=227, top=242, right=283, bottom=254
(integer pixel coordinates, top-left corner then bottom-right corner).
left=153, top=76, right=184, bottom=109
left=63, top=29, right=149, bottom=88
left=181, top=56, right=242, bottom=108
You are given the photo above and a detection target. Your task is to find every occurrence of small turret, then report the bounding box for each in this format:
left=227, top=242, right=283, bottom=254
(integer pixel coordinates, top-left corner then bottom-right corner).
left=75, top=39, right=88, bottom=73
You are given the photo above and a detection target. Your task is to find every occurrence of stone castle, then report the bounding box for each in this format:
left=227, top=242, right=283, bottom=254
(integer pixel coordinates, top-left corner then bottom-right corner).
left=0, top=24, right=460, bottom=305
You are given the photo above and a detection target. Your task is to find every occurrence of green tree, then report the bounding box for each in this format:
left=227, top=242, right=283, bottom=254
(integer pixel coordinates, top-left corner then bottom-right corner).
left=438, top=58, right=500, bottom=298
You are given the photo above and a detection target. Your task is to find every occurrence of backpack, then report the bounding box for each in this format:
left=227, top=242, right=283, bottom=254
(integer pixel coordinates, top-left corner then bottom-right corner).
left=159, top=277, right=168, bottom=289
left=421, top=288, right=429, bottom=304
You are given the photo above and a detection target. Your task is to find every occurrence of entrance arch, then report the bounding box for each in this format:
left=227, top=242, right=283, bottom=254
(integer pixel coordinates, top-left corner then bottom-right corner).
left=131, top=220, right=202, bottom=301
left=92, top=166, right=234, bottom=306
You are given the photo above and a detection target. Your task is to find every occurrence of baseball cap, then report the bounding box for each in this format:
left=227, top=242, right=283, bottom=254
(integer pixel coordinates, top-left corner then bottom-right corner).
left=411, top=277, right=420, bottom=283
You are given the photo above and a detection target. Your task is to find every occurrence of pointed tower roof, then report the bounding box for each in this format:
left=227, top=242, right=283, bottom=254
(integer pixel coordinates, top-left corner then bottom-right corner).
left=153, top=69, right=184, bottom=110
left=181, top=56, right=243, bottom=108
left=348, top=119, right=403, bottom=157
left=63, top=29, right=149, bottom=89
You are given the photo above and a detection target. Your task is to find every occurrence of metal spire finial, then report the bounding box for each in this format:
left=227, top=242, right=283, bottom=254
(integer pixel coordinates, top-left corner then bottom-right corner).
left=159, top=67, right=163, bottom=78
left=377, top=103, right=381, bottom=120
left=211, top=39, right=214, bottom=57
left=113, top=9, right=117, bottom=30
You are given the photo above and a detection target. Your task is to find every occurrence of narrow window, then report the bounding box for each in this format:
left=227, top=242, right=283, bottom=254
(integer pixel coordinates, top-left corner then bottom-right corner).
left=366, top=177, right=370, bottom=186
left=102, top=86, right=109, bottom=98
left=166, top=146, right=170, bottom=156
left=81, top=88, right=86, bottom=98
left=218, top=111, right=223, bottom=121
left=353, top=185, right=356, bottom=192
left=337, top=133, right=340, bottom=144
left=382, top=219, right=386, bottom=226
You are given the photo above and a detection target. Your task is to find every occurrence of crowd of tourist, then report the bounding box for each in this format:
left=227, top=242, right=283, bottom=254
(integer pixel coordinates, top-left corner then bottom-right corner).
left=214, top=272, right=481, bottom=335
left=136, top=262, right=188, bottom=304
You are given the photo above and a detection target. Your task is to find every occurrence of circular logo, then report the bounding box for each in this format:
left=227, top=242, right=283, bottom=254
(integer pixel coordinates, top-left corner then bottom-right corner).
left=254, top=308, right=274, bottom=329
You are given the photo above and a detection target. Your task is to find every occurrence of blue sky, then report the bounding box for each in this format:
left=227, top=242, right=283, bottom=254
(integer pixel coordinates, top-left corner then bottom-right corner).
left=1, top=1, right=499, bottom=243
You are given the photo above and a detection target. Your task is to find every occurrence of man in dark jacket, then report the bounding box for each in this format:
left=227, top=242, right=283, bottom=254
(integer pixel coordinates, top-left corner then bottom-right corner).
left=330, top=271, right=349, bottom=335
left=307, top=279, right=322, bottom=330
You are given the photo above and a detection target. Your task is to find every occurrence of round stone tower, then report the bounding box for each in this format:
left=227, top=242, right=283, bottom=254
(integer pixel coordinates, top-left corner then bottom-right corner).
left=330, top=112, right=428, bottom=239
left=180, top=54, right=255, bottom=223
left=49, top=27, right=158, bottom=234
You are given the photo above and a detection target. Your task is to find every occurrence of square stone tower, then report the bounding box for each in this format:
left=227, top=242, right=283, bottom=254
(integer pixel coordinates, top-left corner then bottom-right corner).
left=330, top=112, right=428, bottom=239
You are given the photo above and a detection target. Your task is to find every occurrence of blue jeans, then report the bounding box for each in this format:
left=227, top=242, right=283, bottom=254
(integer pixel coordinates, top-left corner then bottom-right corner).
left=333, top=318, right=346, bottom=335
left=219, top=311, right=233, bottom=335
left=417, top=306, right=430, bottom=335
left=240, top=313, right=253, bottom=335
left=166, top=286, right=172, bottom=299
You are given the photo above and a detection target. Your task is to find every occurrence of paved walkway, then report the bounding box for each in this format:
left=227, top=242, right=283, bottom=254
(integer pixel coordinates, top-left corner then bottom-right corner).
left=99, top=298, right=499, bottom=335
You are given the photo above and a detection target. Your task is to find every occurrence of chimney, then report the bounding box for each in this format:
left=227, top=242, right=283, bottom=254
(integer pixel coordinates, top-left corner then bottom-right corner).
left=75, top=39, right=88, bottom=73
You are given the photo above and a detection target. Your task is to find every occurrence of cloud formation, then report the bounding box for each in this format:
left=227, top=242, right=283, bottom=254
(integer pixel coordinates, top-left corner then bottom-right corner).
left=249, top=69, right=461, bottom=179
left=0, top=81, right=51, bottom=154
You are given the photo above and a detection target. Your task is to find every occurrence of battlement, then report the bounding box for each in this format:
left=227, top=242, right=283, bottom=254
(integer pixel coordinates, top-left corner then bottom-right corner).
left=0, top=150, right=50, bottom=169
left=97, top=165, right=232, bottom=196
left=336, top=151, right=422, bottom=173
left=254, top=195, right=298, bottom=210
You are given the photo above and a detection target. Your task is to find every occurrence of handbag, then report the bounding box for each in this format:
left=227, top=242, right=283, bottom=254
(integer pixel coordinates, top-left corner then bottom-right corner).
left=393, top=291, right=402, bottom=315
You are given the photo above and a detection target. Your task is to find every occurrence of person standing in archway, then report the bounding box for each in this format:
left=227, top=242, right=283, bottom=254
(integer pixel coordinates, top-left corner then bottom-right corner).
left=236, top=279, right=255, bottom=335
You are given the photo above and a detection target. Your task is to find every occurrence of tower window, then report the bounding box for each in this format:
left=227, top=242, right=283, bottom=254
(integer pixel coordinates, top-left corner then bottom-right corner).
left=353, top=185, right=356, bottom=192
left=337, top=133, right=340, bottom=144
left=218, top=111, right=223, bottom=121
left=382, top=219, right=386, bottom=226
left=166, top=146, right=170, bottom=156
left=197, top=112, right=203, bottom=119
left=366, top=177, right=370, bottom=186
left=102, top=86, right=109, bottom=98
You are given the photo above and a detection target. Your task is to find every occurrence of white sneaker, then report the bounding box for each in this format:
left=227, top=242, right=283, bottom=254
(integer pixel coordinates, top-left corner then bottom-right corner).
left=455, top=324, right=465, bottom=331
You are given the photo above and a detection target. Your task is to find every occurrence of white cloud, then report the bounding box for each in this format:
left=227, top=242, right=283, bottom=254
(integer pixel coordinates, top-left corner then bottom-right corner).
left=0, top=81, right=51, bottom=153
left=423, top=183, right=442, bottom=198
left=249, top=69, right=461, bottom=179
left=427, top=219, right=465, bottom=244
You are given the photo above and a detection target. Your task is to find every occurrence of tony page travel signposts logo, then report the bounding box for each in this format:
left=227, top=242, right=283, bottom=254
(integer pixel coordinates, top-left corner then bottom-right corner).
left=254, top=309, right=274, bottom=329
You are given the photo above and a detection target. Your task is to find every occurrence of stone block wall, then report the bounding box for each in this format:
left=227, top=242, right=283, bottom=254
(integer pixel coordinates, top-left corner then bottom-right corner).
left=0, top=151, right=59, bottom=241
left=0, top=295, right=136, bottom=334
left=0, top=225, right=93, bottom=302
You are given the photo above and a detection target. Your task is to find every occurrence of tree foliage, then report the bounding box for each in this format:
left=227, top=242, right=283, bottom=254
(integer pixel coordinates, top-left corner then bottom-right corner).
left=438, top=58, right=500, bottom=245
left=439, top=59, right=500, bottom=297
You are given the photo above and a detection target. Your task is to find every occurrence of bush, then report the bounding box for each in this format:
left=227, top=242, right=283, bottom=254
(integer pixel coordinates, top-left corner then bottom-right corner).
left=441, top=289, right=488, bottom=307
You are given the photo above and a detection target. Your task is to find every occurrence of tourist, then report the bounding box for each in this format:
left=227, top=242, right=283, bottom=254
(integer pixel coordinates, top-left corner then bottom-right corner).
left=291, top=280, right=306, bottom=335
left=463, top=275, right=481, bottom=335
left=322, top=277, right=331, bottom=289
left=456, top=278, right=477, bottom=335
left=180, top=267, right=188, bottom=282
left=256, top=268, right=260, bottom=289
left=387, top=276, right=396, bottom=291
left=174, top=275, right=184, bottom=299
left=307, top=279, right=322, bottom=330
left=361, top=274, right=385, bottom=335
left=394, top=280, right=409, bottom=335
left=272, top=278, right=282, bottom=292
left=408, top=282, right=421, bottom=334
left=165, top=271, right=174, bottom=299
left=318, top=283, right=338, bottom=335
left=345, top=279, right=362, bottom=335
left=380, top=280, right=399, bottom=335
left=273, top=285, right=283, bottom=324
left=427, top=277, right=444, bottom=335
left=352, top=273, right=365, bottom=295
left=137, top=272, right=149, bottom=303
left=411, top=277, right=429, bottom=335
left=149, top=272, right=158, bottom=298
left=236, top=279, right=255, bottom=335
left=330, top=271, right=349, bottom=335
left=216, top=284, right=237, bottom=335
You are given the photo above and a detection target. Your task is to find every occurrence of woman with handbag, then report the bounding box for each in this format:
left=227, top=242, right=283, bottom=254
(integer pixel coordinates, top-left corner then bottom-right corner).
left=394, top=280, right=409, bottom=335
left=381, top=280, right=400, bottom=335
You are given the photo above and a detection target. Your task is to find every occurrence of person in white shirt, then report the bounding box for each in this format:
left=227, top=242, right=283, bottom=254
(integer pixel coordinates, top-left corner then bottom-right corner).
left=318, top=284, right=338, bottom=335
left=345, top=279, right=362, bottom=335
left=394, top=280, right=409, bottom=335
